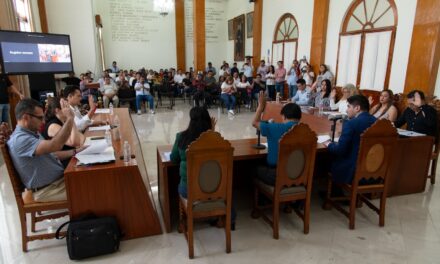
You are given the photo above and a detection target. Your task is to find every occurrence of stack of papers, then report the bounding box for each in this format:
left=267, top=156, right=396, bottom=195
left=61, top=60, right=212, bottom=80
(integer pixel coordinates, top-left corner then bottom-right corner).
left=88, top=125, right=111, bottom=131
left=75, top=139, right=115, bottom=165
left=397, top=128, right=426, bottom=137
left=95, top=108, right=110, bottom=114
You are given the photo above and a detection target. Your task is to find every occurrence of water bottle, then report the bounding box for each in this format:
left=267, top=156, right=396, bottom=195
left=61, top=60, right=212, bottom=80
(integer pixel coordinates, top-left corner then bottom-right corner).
left=109, top=102, right=114, bottom=115
left=319, top=103, right=324, bottom=115
left=123, top=141, right=131, bottom=163
left=105, top=129, right=112, bottom=146
left=112, top=115, right=120, bottom=140
left=276, top=92, right=280, bottom=103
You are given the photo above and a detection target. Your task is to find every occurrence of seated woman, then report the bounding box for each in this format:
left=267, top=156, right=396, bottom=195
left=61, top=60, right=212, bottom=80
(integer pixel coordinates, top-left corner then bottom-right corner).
left=329, top=83, right=358, bottom=114
left=312, top=79, right=331, bottom=109
left=171, top=107, right=235, bottom=228
left=369, top=89, right=398, bottom=122
left=221, top=76, right=237, bottom=115
left=235, top=75, right=252, bottom=109
left=42, top=97, right=85, bottom=167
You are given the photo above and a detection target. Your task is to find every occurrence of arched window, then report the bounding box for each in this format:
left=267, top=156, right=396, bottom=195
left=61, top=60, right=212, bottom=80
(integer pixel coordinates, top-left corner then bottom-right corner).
left=336, top=0, right=397, bottom=90
left=272, top=13, right=298, bottom=66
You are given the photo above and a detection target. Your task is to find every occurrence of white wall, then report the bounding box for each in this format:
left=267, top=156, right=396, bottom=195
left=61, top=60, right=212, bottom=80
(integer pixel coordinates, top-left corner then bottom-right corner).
left=45, top=0, right=97, bottom=75
left=325, top=0, right=417, bottom=93
left=92, top=0, right=176, bottom=71
left=261, top=0, right=314, bottom=66
left=225, top=0, right=254, bottom=65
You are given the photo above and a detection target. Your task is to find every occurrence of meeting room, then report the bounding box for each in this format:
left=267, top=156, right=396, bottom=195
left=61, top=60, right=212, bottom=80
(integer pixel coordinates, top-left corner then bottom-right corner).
left=1, top=0, right=440, bottom=262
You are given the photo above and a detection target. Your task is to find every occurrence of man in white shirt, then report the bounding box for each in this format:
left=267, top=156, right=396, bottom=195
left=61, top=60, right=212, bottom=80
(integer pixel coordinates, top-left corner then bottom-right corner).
left=99, top=76, right=119, bottom=108
left=291, top=79, right=312, bottom=106
left=63, top=85, right=104, bottom=131
left=109, top=61, right=120, bottom=73
left=174, top=69, right=185, bottom=95
left=241, top=58, right=254, bottom=82
left=134, top=76, right=155, bottom=114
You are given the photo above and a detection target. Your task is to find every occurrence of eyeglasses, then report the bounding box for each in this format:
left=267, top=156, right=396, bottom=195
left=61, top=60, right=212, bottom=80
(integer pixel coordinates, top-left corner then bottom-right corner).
left=26, top=113, right=44, bottom=121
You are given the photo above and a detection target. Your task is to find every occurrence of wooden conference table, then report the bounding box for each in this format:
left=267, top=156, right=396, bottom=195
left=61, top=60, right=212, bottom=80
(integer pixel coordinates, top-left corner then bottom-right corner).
left=64, top=108, right=162, bottom=239
left=157, top=102, right=434, bottom=233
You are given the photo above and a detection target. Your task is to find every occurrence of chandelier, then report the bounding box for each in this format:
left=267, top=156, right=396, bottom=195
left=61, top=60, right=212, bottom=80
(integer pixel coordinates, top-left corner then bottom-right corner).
left=153, top=0, right=174, bottom=17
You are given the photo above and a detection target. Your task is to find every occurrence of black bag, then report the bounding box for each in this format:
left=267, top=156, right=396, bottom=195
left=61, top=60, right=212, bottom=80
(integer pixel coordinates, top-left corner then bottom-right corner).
left=56, top=214, right=121, bottom=260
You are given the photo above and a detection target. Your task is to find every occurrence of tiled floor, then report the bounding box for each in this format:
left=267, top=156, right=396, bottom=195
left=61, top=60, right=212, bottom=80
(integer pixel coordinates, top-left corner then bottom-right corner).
left=1, top=101, right=440, bottom=263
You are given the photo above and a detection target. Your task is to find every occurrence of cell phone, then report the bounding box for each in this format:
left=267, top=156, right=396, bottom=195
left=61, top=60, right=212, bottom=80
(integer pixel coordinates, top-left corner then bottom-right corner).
left=91, top=136, right=105, bottom=140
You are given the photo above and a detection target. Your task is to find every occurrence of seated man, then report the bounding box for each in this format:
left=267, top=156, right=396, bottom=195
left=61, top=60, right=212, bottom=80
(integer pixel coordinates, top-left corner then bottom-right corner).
left=7, top=98, right=84, bottom=202
left=252, top=91, right=302, bottom=185
left=116, top=72, right=135, bottom=111
left=291, top=78, right=312, bottom=106
left=394, top=90, right=438, bottom=137
left=204, top=70, right=218, bottom=105
left=100, top=76, right=119, bottom=108
left=64, top=85, right=104, bottom=131
left=192, top=74, right=210, bottom=107
left=134, top=76, right=155, bottom=114
left=324, top=95, right=376, bottom=183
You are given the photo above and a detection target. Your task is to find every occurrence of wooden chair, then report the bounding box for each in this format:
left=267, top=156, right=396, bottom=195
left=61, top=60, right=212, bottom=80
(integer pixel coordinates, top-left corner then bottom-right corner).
left=178, top=130, right=234, bottom=259
left=360, top=89, right=381, bottom=107
left=324, top=119, right=398, bottom=229
left=427, top=98, right=440, bottom=184
left=251, top=123, right=317, bottom=239
left=0, top=124, right=69, bottom=252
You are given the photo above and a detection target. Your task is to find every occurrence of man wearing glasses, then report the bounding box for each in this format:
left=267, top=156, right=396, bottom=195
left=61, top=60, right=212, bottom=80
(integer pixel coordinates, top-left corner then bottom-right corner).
left=7, top=98, right=84, bottom=202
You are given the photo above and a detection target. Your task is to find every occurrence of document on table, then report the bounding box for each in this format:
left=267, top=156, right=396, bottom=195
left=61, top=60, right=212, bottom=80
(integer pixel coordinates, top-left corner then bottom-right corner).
left=397, top=128, right=426, bottom=137
left=317, top=135, right=331, bottom=143
left=75, top=139, right=115, bottom=165
left=88, top=125, right=110, bottom=131
left=163, top=151, right=171, bottom=161
left=317, top=135, right=339, bottom=144
left=95, top=108, right=110, bottom=114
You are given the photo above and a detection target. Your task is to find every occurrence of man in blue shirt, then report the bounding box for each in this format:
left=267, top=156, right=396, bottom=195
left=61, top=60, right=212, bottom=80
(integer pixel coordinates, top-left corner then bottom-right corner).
left=291, top=78, right=312, bottom=106
left=252, top=91, right=301, bottom=185
left=7, top=98, right=84, bottom=202
left=323, top=95, right=376, bottom=183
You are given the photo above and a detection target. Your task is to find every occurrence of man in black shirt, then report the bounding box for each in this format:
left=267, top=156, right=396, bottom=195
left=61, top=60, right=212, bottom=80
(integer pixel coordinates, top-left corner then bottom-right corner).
left=394, top=90, right=438, bottom=137
left=0, top=65, right=24, bottom=123
left=61, top=72, right=81, bottom=86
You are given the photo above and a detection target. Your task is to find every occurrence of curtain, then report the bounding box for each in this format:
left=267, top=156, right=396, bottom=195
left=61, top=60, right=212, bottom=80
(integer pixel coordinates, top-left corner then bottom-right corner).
left=272, top=43, right=283, bottom=64
left=360, top=31, right=392, bottom=90
left=283, top=41, right=296, bottom=66
left=336, top=34, right=361, bottom=87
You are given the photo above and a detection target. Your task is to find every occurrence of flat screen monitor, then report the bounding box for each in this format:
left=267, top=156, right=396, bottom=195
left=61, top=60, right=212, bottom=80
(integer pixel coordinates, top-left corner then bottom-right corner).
left=0, top=30, right=74, bottom=75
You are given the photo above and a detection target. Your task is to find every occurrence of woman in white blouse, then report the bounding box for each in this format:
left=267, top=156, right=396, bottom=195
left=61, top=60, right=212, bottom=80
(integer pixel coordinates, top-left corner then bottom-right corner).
left=235, top=75, right=252, bottom=108
left=221, top=76, right=237, bottom=115
left=329, top=83, right=358, bottom=114
left=265, top=65, right=276, bottom=100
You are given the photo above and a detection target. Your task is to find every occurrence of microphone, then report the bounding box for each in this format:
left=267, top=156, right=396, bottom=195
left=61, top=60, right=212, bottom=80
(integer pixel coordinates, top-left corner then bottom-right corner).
left=329, top=114, right=347, bottom=142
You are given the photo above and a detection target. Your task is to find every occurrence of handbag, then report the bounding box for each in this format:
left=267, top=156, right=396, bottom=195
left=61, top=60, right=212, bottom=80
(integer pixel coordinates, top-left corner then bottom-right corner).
left=56, top=214, right=122, bottom=260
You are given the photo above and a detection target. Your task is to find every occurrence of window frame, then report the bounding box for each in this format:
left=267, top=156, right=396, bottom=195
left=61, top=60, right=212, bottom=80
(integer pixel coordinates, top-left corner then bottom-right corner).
left=335, top=0, right=398, bottom=89
left=271, top=13, right=299, bottom=65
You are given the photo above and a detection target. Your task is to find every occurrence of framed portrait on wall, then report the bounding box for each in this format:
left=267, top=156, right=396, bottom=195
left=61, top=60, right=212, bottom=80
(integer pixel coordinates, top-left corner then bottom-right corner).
left=233, top=14, right=245, bottom=61
left=247, top=12, right=253, bottom=38
left=228, top=19, right=234, bottom=40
